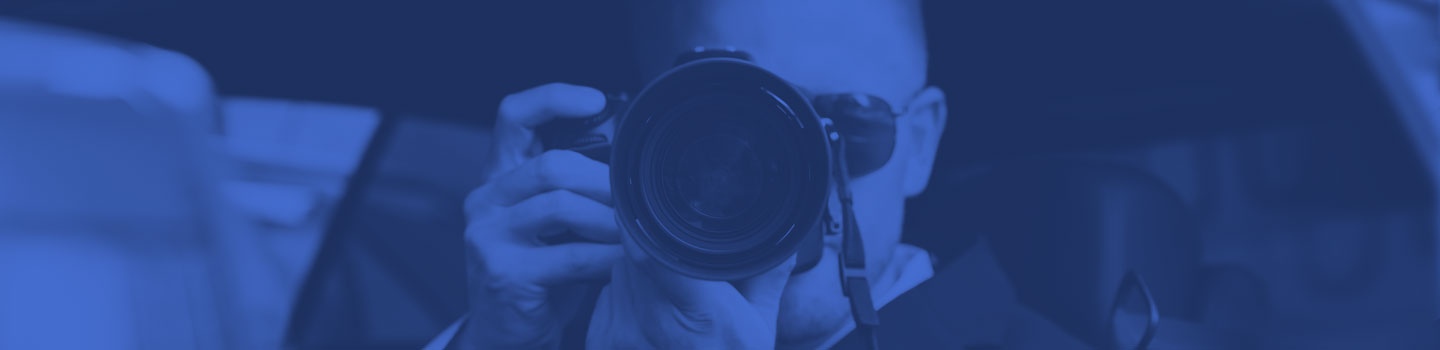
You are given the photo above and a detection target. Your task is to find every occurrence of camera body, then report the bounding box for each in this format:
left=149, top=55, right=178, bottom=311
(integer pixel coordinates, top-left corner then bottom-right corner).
left=539, top=48, right=829, bottom=281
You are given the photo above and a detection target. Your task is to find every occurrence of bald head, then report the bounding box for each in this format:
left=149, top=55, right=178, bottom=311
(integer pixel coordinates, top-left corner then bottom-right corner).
left=629, top=0, right=928, bottom=105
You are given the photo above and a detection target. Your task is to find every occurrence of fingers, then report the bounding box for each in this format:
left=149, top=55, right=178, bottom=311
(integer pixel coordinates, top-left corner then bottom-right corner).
left=457, top=83, right=614, bottom=348
left=529, top=243, right=624, bottom=285
left=468, top=232, right=620, bottom=287
left=507, top=190, right=621, bottom=243
left=470, top=150, right=611, bottom=209
left=625, top=250, right=794, bottom=323
left=618, top=229, right=739, bottom=308
left=492, top=83, right=607, bottom=167
left=497, top=83, right=607, bottom=129
left=618, top=225, right=799, bottom=313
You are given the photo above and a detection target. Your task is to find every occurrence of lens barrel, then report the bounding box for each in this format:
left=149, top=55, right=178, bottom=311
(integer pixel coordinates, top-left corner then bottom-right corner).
left=612, top=56, right=831, bottom=281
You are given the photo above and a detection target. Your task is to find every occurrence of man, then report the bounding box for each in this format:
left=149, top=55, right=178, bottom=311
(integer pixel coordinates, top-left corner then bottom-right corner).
left=435, top=0, right=1082, bottom=348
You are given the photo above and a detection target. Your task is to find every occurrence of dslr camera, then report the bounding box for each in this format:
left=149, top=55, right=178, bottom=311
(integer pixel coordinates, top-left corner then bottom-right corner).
left=538, top=47, right=875, bottom=289
left=539, top=47, right=884, bottom=345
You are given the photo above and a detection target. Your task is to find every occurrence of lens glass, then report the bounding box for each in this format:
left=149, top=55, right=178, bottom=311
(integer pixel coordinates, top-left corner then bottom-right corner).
left=613, top=59, right=830, bottom=280
left=675, top=133, right=762, bottom=220
left=642, top=91, right=804, bottom=255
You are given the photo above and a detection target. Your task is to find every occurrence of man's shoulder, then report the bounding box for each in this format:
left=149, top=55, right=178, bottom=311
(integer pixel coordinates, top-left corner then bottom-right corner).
left=835, top=239, right=1088, bottom=349
left=876, top=239, right=1019, bottom=347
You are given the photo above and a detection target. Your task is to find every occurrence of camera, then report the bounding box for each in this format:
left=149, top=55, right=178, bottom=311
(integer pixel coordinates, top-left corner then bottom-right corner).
left=540, top=48, right=882, bottom=348
left=538, top=48, right=835, bottom=281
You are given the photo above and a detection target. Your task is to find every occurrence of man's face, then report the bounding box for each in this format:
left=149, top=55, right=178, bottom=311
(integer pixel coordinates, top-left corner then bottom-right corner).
left=631, top=0, right=948, bottom=344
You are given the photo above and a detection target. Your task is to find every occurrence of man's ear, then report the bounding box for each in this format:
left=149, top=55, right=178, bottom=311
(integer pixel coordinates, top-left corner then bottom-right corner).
left=899, top=86, right=948, bottom=197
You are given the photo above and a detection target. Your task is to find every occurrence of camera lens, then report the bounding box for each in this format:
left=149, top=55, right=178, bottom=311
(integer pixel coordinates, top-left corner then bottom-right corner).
left=612, top=58, right=829, bottom=281
left=674, top=134, right=760, bottom=220
left=648, top=93, right=796, bottom=254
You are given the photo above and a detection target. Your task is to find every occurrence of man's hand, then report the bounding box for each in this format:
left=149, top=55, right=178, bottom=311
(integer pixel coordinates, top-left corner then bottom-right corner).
left=586, top=231, right=796, bottom=349
left=460, top=83, right=621, bottom=349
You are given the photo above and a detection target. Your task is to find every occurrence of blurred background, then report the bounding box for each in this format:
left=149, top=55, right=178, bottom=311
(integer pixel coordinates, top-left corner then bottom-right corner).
left=0, top=0, right=1436, bottom=349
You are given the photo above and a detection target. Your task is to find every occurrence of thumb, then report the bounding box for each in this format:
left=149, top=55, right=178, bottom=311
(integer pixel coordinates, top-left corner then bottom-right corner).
left=735, top=255, right=796, bottom=312
left=620, top=230, right=737, bottom=308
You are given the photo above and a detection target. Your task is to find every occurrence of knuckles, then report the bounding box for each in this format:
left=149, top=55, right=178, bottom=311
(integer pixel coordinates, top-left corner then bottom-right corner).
left=554, top=244, right=597, bottom=278
left=534, top=189, right=579, bottom=217
left=481, top=268, right=531, bottom=298
left=532, top=150, right=581, bottom=188
left=462, top=187, right=493, bottom=219
left=467, top=243, right=539, bottom=298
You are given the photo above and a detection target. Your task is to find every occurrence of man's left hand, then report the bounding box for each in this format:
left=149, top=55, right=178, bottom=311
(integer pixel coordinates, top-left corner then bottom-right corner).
left=586, top=232, right=796, bottom=349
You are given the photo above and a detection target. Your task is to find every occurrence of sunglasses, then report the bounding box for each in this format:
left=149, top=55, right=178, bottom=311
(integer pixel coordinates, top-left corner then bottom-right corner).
left=809, top=93, right=905, bottom=177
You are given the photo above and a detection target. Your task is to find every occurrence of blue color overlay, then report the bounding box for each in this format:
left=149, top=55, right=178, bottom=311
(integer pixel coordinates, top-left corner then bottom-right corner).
left=1, top=0, right=1437, bottom=349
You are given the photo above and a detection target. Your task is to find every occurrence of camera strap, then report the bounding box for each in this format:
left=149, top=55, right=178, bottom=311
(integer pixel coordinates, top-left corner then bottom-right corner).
left=825, top=118, right=881, bottom=350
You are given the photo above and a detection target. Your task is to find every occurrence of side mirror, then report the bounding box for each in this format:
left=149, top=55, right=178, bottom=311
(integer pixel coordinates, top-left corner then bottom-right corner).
left=1109, top=270, right=1159, bottom=350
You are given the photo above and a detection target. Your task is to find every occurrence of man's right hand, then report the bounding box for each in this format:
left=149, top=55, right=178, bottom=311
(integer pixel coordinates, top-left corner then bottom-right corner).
left=458, top=83, right=621, bottom=349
